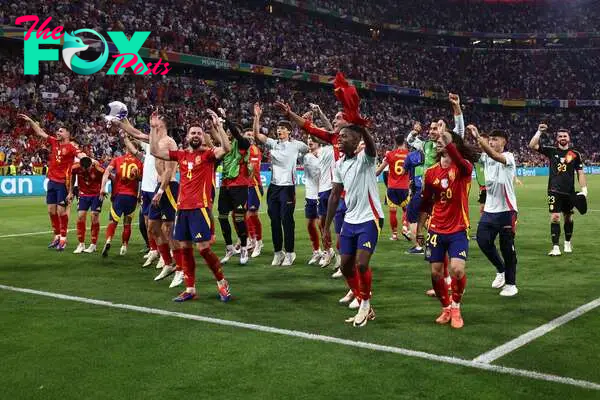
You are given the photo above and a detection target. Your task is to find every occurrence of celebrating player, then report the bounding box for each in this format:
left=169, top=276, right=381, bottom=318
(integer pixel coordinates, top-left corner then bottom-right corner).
left=99, top=136, right=143, bottom=257
left=469, top=126, right=519, bottom=297
left=403, top=143, right=425, bottom=254
left=18, top=114, right=84, bottom=251
left=529, top=125, right=588, bottom=256
left=253, top=103, right=309, bottom=266
left=151, top=111, right=232, bottom=302
left=416, top=126, right=478, bottom=329
left=303, top=136, right=323, bottom=264
left=376, top=134, right=410, bottom=241
left=246, top=122, right=264, bottom=258
left=68, top=157, right=105, bottom=254
left=324, top=125, right=383, bottom=327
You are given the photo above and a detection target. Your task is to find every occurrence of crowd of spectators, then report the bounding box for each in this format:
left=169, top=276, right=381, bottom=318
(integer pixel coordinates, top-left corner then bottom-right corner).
left=2, top=45, right=600, bottom=175
left=2, top=0, right=600, bottom=100
left=297, top=0, right=600, bottom=34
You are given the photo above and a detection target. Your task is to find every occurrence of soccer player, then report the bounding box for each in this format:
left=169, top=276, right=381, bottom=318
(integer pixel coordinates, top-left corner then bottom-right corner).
left=303, top=136, right=322, bottom=264
left=529, top=124, right=588, bottom=256
left=68, top=156, right=105, bottom=254
left=469, top=126, right=519, bottom=297
left=150, top=110, right=232, bottom=302
left=253, top=104, right=309, bottom=266
left=219, top=113, right=253, bottom=266
left=246, top=125, right=264, bottom=258
left=18, top=114, right=84, bottom=250
left=99, top=141, right=144, bottom=257
left=376, top=134, right=410, bottom=241
left=474, top=133, right=489, bottom=216
left=403, top=144, right=425, bottom=255
left=324, top=125, right=383, bottom=327
left=416, top=127, right=478, bottom=329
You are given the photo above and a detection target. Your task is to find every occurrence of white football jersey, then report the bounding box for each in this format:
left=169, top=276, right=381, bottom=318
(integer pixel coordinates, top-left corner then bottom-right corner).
left=303, top=152, right=320, bottom=200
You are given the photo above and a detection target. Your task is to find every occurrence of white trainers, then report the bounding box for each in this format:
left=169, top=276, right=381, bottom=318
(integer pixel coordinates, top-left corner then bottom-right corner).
left=331, top=268, right=343, bottom=279
left=143, top=250, right=159, bottom=267
left=233, top=240, right=241, bottom=255
left=308, top=250, right=322, bottom=265
left=564, top=241, right=573, bottom=253
left=353, top=301, right=372, bottom=327
left=319, top=248, right=335, bottom=268
left=281, top=252, right=296, bottom=266
left=240, top=247, right=249, bottom=265
left=345, top=307, right=375, bottom=324
left=83, top=244, right=97, bottom=253
left=221, top=245, right=236, bottom=264
left=246, top=238, right=256, bottom=251
left=251, top=240, right=264, bottom=258
left=339, top=289, right=355, bottom=305
left=119, top=245, right=128, bottom=256
left=548, top=245, right=561, bottom=257
left=155, top=256, right=165, bottom=270
left=491, top=272, right=505, bottom=289
left=499, top=284, right=519, bottom=297
left=271, top=251, right=285, bottom=266
left=154, top=264, right=176, bottom=281
left=348, top=297, right=360, bottom=310
left=73, top=243, right=85, bottom=254
left=169, top=270, right=184, bottom=288
left=389, top=234, right=398, bottom=241
left=333, top=252, right=341, bottom=269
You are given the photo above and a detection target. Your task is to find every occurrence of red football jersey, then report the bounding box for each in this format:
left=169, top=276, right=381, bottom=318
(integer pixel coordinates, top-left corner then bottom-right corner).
left=109, top=154, right=143, bottom=197
left=47, top=136, right=78, bottom=184
left=72, top=162, right=105, bottom=196
left=385, top=148, right=410, bottom=189
left=169, top=149, right=216, bottom=210
left=420, top=144, right=473, bottom=234
left=222, top=146, right=252, bottom=188
left=302, top=121, right=341, bottom=160
left=248, top=144, right=262, bottom=187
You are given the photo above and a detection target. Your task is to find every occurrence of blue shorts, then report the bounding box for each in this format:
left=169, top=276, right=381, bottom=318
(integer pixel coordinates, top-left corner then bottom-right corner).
left=173, top=208, right=212, bottom=243
left=406, top=188, right=422, bottom=224
left=334, top=198, right=347, bottom=234
left=46, top=180, right=67, bottom=206
left=78, top=195, right=103, bottom=213
left=148, top=182, right=179, bottom=222
left=340, top=219, right=383, bottom=255
left=387, top=188, right=410, bottom=208
left=110, top=194, right=138, bottom=223
left=478, top=211, right=518, bottom=234
left=305, top=198, right=318, bottom=219
left=248, top=185, right=263, bottom=211
left=425, top=230, right=469, bottom=263
left=141, top=191, right=154, bottom=216
left=318, top=190, right=331, bottom=217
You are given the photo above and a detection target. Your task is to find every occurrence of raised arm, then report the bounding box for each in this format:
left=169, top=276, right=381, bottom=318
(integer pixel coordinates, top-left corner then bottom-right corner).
left=252, top=103, right=269, bottom=144
left=449, top=93, right=465, bottom=138
left=112, top=118, right=149, bottom=142
left=208, top=109, right=231, bottom=160
left=221, top=109, right=250, bottom=150
left=100, top=164, right=114, bottom=198
left=375, top=158, right=389, bottom=176
left=152, top=138, right=178, bottom=207
left=361, top=127, right=377, bottom=158
left=17, top=114, right=49, bottom=140
left=440, top=131, right=473, bottom=176
left=529, top=123, right=547, bottom=151
left=467, top=125, right=507, bottom=165
left=310, top=103, right=333, bottom=132
left=149, top=113, right=171, bottom=161
left=406, top=122, right=424, bottom=151
left=122, top=133, right=142, bottom=158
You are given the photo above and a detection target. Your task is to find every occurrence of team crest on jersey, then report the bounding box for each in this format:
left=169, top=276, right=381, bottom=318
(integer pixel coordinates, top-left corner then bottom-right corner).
left=195, top=156, right=202, bottom=164
left=566, top=151, right=576, bottom=163
left=441, top=178, right=449, bottom=189
left=560, top=157, right=565, bottom=163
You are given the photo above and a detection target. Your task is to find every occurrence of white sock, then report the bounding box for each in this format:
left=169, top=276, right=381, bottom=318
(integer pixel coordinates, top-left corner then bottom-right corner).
left=451, top=301, right=460, bottom=309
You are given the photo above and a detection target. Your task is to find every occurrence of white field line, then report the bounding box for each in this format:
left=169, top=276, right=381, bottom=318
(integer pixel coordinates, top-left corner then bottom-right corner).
left=473, top=297, right=600, bottom=364
left=0, top=284, right=599, bottom=391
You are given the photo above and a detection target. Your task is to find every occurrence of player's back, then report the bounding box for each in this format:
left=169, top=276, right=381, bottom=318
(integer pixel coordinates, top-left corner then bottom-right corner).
left=111, top=154, right=143, bottom=197
left=386, top=148, right=410, bottom=189
left=425, top=163, right=471, bottom=234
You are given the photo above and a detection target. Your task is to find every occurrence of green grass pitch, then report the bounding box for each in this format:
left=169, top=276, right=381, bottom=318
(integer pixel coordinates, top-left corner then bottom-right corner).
left=0, top=176, right=599, bottom=399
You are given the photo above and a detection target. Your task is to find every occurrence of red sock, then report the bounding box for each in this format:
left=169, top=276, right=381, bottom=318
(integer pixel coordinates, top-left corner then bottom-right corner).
left=157, top=243, right=173, bottom=265
left=432, top=275, right=451, bottom=307
left=173, top=248, right=184, bottom=271
left=122, top=224, right=132, bottom=245
left=389, top=208, right=398, bottom=235
left=246, top=215, right=255, bottom=239
left=451, top=274, right=467, bottom=304
left=106, top=222, right=117, bottom=241
left=91, top=221, right=100, bottom=244
left=149, top=236, right=158, bottom=251
left=307, top=219, right=320, bottom=251
left=250, top=214, right=262, bottom=240
left=401, top=208, right=408, bottom=229
left=344, top=266, right=361, bottom=299
left=76, top=219, right=86, bottom=243
left=49, top=213, right=60, bottom=235
left=182, top=247, right=196, bottom=288
left=199, top=247, right=224, bottom=281
left=443, top=254, right=449, bottom=278
left=358, top=267, right=372, bottom=300
left=59, top=214, right=69, bottom=237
